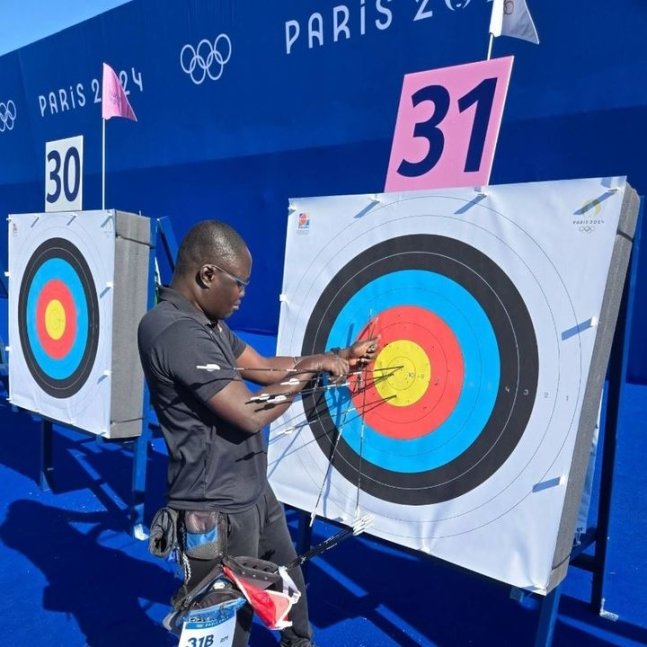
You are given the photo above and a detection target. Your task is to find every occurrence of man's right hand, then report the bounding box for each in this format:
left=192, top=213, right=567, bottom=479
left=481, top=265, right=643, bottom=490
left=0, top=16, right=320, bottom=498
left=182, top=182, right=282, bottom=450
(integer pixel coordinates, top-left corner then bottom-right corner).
left=295, top=353, right=350, bottom=380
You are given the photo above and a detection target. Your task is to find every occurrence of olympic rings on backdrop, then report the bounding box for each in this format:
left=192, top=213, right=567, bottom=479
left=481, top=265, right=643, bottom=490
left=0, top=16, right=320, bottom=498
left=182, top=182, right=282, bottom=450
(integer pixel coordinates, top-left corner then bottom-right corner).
left=444, top=0, right=472, bottom=10
left=180, top=35, right=232, bottom=85
left=0, top=100, right=17, bottom=132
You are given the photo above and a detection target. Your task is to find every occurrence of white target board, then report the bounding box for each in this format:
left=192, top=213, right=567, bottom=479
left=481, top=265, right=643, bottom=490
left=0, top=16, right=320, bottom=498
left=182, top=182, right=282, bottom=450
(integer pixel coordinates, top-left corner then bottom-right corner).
left=268, top=177, right=638, bottom=593
left=8, top=210, right=150, bottom=438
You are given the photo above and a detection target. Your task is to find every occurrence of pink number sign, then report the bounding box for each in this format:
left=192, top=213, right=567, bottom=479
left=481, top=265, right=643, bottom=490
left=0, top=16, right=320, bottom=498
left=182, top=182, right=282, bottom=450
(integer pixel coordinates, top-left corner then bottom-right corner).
left=385, top=56, right=514, bottom=191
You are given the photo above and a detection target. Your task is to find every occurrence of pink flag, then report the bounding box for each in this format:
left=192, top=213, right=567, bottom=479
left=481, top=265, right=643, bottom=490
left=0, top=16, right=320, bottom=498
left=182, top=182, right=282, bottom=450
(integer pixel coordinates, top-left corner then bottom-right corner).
left=102, top=63, right=137, bottom=121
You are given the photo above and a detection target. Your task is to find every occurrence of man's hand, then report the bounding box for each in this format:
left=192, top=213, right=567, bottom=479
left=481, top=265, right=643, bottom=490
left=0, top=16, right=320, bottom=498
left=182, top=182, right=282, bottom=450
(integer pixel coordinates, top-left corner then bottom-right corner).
left=295, top=353, right=350, bottom=381
left=346, top=337, right=380, bottom=367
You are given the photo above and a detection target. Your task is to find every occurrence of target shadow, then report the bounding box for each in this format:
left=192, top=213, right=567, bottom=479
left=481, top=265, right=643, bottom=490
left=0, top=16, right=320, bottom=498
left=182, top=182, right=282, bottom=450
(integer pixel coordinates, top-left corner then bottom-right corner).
left=556, top=596, right=647, bottom=647
left=0, top=404, right=169, bottom=530
left=0, top=405, right=44, bottom=480
left=51, top=426, right=171, bottom=529
left=301, top=525, right=532, bottom=646
left=287, top=511, right=647, bottom=647
left=0, top=498, right=176, bottom=647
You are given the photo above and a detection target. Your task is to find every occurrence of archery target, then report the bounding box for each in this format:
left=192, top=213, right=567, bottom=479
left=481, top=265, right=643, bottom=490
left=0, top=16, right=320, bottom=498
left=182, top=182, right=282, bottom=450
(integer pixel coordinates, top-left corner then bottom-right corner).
left=18, top=237, right=100, bottom=398
left=269, top=178, right=629, bottom=592
left=302, top=235, right=538, bottom=505
left=8, top=211, right=115, bottom=435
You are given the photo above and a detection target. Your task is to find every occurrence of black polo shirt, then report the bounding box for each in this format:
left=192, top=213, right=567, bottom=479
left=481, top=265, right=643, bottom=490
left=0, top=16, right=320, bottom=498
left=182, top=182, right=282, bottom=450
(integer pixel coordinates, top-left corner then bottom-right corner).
left=137, top=287, right=267, bottom=512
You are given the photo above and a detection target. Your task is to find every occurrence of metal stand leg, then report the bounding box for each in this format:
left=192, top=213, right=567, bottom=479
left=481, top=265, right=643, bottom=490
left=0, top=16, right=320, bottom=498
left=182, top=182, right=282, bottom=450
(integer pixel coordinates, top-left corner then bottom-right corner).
left=126, top=215, right=175, bottom=540
left=534, top=586, right=562, bottom=647
left=130, top=422, right=152, bottom=539
left=39, top=419, right=54, bottom=491
left=296, top=510, right=313, bottom=577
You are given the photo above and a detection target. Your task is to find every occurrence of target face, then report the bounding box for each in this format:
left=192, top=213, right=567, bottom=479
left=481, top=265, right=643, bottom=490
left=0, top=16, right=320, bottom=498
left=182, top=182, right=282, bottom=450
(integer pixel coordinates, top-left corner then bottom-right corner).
left=301, top=235, right=538, bottom=505
left=269, top=179, right=629, bottom=592
left=18, top=238, right=100, bottom=398
left=8, top=211, right=116, bottom=435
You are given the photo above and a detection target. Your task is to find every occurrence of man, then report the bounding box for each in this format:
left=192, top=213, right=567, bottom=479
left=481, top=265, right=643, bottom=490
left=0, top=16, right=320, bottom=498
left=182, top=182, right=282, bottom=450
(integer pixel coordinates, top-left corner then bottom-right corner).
left=138, top=220, right=377, bottom=647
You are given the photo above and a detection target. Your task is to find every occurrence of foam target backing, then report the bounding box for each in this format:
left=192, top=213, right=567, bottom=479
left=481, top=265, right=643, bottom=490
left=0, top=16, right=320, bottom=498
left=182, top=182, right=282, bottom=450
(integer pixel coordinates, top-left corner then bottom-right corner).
left=268, top=178, right=639, bottom=593
left=8, top=210, right=151, bottom=438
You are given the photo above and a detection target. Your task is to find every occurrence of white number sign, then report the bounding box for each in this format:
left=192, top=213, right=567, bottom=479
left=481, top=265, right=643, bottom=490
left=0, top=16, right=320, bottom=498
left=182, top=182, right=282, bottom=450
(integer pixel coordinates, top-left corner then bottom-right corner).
left=45, top=135, right=83, bottom=212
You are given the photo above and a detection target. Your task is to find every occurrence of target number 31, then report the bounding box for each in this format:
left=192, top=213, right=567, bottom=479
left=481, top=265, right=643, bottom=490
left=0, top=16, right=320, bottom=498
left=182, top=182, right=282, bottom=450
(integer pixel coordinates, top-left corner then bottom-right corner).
left=385, top=57, right=513, bottom=192
left=45, top=135, right=84, bottom=212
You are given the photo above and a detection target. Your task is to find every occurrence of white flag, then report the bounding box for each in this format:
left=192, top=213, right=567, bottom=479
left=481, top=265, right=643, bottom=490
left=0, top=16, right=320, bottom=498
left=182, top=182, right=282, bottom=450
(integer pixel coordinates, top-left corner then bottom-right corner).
left=489, top=0, right=540, bottom=44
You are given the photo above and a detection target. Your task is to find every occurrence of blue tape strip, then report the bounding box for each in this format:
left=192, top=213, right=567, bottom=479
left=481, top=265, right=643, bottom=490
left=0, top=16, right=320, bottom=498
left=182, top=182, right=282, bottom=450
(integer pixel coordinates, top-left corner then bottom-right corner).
left=532, top=477, right=562, bottom=493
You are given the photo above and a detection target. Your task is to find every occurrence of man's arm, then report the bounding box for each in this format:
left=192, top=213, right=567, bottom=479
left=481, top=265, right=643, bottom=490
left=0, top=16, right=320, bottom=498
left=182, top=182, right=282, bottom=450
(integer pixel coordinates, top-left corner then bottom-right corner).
left=206, top=352, right=349, bottom=433
left=237, top=338, right=379, bottom=386
left=236, top=345, right=300, bottom=385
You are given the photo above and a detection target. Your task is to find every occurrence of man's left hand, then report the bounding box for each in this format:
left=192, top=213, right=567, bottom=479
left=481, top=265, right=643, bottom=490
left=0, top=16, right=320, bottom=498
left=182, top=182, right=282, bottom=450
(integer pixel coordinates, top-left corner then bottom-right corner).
left=346, top=337, right=379, bottom=367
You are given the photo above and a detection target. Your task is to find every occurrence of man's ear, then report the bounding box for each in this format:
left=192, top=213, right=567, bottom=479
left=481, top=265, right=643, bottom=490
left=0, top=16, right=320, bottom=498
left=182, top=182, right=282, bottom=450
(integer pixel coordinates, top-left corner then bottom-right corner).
left=197, top=264, right=215, bottom=288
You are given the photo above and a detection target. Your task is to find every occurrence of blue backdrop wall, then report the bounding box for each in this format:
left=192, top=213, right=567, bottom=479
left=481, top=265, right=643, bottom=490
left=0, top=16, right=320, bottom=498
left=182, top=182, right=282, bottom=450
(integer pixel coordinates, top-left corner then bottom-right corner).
left=1, top=0, right=646, bottom=378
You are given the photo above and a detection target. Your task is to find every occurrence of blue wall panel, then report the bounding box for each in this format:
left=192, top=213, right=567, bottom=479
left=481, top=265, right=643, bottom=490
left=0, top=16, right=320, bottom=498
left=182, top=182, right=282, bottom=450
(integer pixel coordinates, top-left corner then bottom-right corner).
left=1, top=0, right=646, bottom=377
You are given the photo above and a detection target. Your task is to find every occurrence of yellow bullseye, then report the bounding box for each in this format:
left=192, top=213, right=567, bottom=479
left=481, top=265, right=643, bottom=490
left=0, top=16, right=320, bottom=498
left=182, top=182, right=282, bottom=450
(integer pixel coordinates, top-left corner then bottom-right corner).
left=374, top=340, right=431, bottom=407
left=44, top=299, right=66, bottom=340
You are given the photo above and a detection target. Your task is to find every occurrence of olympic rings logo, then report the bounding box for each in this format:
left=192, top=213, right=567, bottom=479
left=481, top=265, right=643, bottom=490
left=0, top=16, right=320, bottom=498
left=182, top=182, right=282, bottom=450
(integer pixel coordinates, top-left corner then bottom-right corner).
left=180, top=34, right=232, bottom=85
left=444, top=0, right=471, bottom=9
left=579, top=225, right=595, bottom=234
left=0, top=100, right=17, bottom=133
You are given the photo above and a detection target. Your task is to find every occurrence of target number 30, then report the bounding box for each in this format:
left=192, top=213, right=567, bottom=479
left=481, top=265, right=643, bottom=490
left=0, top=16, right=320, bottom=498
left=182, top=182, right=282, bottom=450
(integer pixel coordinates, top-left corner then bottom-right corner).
left=45, top=135, right=84, bottom=212
left=385, top=56, right=513, bottom=192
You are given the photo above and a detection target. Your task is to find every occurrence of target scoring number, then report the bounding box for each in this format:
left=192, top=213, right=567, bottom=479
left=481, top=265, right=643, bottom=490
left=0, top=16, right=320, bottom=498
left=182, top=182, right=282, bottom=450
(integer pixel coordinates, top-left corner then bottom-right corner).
left=385, top=56, right=513, bottom=191
left=45, top=135, right=84, bottom=212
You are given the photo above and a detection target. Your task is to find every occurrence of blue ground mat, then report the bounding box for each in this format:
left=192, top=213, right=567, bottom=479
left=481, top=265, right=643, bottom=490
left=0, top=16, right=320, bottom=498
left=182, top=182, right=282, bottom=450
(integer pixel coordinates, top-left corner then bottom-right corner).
left=0, top=377, right=645, bottom=646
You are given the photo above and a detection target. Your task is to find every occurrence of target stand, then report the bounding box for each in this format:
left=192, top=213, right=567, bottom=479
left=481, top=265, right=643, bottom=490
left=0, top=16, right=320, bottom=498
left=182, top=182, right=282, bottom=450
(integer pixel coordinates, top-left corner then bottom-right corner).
left=6, top=209, right=152, bottom=522
left=527, top=195, right=644, bottom=646
left=130, top=215, right=179, bottom=537
left=8, top=210, right=151, bottom=438
left=268, top=178, right=641, bottom=645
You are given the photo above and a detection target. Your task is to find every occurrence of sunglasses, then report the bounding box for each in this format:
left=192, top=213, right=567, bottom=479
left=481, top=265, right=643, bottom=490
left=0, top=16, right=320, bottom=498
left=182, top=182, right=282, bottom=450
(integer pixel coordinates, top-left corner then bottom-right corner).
left=206, top=263, right=250, bottom=290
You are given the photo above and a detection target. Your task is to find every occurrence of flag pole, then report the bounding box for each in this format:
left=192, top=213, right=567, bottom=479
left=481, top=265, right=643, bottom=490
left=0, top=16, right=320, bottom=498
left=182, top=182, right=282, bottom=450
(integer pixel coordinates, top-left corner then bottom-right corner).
left=100, top=62, right=138, bottom=210
left=487, top=0, right=500, bottom=61
left=101, top=117, right=106, bottom=209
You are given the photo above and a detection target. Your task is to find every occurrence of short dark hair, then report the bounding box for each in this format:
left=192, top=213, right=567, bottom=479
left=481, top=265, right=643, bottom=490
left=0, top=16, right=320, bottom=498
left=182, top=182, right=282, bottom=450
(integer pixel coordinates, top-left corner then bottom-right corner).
left=174, top=220, right=247, bottom=277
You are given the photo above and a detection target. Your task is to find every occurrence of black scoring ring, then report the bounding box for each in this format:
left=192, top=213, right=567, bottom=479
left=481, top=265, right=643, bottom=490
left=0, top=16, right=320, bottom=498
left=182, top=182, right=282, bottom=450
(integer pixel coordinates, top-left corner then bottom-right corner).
left=301, top=234, right=539, bottom=505
left=18, top=238, right=100, bottom=398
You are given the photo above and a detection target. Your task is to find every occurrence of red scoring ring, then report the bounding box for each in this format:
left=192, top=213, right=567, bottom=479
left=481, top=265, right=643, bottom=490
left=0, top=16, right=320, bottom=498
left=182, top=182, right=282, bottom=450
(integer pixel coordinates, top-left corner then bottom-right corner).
left=35, top=279, right=77, bottom=359
left=349, top=305, right=463, bottom=440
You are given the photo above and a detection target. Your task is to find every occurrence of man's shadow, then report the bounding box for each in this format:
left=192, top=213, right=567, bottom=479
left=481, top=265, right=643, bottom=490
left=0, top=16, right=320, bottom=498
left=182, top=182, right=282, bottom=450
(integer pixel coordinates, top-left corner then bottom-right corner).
left=1, top=499, right=178, bottom=646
